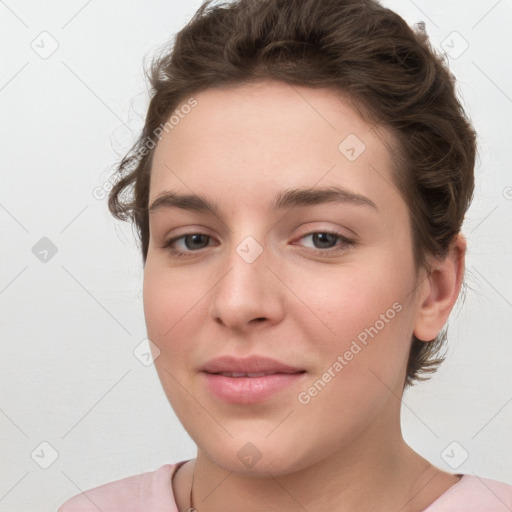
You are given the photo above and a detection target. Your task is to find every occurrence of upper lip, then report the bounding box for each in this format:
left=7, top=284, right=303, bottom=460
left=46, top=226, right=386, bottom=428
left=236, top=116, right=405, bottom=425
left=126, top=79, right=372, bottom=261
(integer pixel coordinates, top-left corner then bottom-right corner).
left=201, top=355, right=305, bottom=374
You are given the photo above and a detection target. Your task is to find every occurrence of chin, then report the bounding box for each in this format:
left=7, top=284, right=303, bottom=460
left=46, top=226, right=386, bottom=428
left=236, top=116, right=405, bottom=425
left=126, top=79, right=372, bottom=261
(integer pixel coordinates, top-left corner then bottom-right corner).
left=194, top=431, right=323, bottom=478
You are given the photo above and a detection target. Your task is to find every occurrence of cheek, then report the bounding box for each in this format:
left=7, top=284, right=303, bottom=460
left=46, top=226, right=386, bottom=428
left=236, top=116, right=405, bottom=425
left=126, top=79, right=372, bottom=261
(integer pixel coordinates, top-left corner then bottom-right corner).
left=142, top=266, right=203, bottom=412
left=291, top=261, right=403, bottom=345
left=290, top=254, right=415, bottom=389
left=291, top=271, right=412, bottom=443
left=142, top=264, right=204, bottom=358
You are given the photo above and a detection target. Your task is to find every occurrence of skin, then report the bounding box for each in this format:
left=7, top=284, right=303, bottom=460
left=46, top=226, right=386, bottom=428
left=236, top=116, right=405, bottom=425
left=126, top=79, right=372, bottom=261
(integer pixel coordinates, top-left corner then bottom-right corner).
left=143, top=79, right=466, bottom=512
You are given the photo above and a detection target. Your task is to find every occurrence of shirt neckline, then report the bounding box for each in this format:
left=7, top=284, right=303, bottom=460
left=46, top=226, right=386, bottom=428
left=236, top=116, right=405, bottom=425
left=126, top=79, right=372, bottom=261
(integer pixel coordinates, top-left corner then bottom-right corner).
left=169, top=462, right=466, bottom=511
left=422, top=473, right=466, bottom=510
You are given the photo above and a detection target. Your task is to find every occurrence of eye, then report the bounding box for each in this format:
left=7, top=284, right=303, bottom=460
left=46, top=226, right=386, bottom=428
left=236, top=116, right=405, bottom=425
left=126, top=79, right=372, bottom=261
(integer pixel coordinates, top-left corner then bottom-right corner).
left=162, top=233, right=214, bottom=257
left=295, top=231, right=354, bottom=255
left=161, top=230, right=355, bottom=258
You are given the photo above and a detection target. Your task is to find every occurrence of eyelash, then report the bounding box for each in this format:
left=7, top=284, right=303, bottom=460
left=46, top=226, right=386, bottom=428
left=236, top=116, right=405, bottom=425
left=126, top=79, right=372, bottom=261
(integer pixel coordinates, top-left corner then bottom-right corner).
left=161, top=231, right=355, bottom=258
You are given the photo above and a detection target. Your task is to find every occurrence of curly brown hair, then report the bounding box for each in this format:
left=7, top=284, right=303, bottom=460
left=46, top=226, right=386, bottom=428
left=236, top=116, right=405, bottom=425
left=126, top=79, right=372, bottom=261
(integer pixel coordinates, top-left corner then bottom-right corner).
left=108, top=0, right=476, bottom=386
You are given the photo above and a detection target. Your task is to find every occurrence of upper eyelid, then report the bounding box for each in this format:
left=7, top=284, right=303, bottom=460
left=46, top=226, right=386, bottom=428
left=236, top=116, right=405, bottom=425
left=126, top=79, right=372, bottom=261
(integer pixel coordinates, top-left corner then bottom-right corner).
left=167, top=228, right=350, bottom=240
left=163, top=221, right=355, bottom=239
left=165, top=229, right=353, bottom=249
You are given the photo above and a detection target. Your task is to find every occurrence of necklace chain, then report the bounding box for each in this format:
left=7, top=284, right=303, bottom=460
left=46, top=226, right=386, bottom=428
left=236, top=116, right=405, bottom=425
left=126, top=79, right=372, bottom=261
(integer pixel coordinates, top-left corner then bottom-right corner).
left=189, top=461, right=196, bottom=511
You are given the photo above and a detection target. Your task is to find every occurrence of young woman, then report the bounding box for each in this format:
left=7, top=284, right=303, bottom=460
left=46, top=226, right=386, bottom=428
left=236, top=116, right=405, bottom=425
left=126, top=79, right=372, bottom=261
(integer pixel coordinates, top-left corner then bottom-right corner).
left=59, top=0, right=512, bottom=510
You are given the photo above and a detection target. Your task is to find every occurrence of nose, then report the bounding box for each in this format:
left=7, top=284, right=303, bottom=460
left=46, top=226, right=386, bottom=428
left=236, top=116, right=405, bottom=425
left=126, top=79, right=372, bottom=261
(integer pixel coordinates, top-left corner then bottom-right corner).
left=208, top=238, right=285, bottom=332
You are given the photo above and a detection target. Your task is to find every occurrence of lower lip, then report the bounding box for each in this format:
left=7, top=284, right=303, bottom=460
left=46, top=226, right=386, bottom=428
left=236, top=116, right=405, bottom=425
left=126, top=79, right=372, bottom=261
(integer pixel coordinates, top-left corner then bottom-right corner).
left=202, top=372, right=306, bottom=404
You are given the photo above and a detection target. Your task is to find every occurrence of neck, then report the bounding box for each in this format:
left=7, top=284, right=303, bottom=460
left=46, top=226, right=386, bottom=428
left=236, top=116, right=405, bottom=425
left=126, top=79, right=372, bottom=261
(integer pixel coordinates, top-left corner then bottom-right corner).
left=177, top=416, right=455, bottom=512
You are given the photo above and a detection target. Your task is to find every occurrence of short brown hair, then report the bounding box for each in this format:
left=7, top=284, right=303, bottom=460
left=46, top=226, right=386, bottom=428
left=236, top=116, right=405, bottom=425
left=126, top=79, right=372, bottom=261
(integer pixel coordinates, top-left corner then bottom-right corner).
left=108, top=0, right=476, bottom=386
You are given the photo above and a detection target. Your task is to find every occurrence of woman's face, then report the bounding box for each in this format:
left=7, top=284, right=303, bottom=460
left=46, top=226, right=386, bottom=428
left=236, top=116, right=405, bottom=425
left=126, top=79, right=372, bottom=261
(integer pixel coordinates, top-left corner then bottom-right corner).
left=144, top=80, right=427, bottom=475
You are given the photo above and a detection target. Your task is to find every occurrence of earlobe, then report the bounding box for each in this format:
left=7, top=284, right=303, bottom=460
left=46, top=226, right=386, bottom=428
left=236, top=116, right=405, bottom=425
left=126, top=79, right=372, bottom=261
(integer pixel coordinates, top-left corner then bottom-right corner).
left=413, top=234, right=466, bottom=342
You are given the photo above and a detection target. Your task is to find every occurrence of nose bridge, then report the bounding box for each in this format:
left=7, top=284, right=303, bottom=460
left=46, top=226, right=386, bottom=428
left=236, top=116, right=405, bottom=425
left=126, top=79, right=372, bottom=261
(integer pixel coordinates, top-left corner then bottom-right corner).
left=209, top=230, right=282, bottom=328
left=222, top=233, right=269, bottom=303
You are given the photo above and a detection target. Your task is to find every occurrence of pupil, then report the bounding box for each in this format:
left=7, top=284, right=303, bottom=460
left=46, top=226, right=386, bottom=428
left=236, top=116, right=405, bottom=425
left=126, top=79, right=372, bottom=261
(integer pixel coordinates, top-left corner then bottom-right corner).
left=314, top=233, right=335, bottom=249
left=186, top=234, right=207, bottom=250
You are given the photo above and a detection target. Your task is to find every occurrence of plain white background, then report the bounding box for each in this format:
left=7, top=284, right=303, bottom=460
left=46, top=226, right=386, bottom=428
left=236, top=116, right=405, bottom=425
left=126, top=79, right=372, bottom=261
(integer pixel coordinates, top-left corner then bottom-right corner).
left=1, top=1, right=511, bottom=510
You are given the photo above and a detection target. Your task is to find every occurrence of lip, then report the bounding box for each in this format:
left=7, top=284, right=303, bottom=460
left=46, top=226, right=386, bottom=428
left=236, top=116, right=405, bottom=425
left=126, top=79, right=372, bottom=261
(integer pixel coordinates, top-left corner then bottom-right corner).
left=201, top=355, right=304, bottom=374
left=200, top=355, right=307, bottom=404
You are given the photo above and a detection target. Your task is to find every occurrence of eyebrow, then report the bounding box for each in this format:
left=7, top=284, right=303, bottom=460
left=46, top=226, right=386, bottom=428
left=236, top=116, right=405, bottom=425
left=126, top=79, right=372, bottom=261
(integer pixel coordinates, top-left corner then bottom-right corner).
left=148, top=185, right=378, bottom=216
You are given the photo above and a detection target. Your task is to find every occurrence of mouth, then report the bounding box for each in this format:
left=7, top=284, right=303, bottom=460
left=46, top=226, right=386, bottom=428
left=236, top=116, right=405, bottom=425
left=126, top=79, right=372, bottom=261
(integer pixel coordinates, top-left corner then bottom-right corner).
left=212, top=371, right=305, bottom=378
left=202, top=370, right=307, bottom=406
left=200, top=354, right=305, bottom=374
left=200, top=355, right=307, bottom=404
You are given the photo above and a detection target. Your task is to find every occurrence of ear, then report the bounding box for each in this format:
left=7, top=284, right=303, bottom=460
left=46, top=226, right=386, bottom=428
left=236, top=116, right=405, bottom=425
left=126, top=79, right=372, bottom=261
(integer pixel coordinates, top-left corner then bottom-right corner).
left=413, top=233, right=466, bottom=342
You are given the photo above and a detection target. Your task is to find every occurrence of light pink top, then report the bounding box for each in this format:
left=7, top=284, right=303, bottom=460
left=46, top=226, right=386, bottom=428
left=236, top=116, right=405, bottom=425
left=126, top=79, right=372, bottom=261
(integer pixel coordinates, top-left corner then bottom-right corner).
left=58, top=461, right=512, bottom=511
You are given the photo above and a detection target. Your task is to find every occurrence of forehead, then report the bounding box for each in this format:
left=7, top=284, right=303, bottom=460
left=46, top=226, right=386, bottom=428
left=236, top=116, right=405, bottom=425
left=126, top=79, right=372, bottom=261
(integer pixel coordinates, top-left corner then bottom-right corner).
left=149, top=80, right=401, bottom=214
